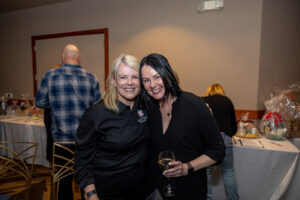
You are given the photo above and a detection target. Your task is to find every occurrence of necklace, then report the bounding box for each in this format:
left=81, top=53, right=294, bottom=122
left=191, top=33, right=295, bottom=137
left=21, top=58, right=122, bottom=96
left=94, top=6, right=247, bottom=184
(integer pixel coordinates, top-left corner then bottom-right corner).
left=160, top=97, right=176, bottom=118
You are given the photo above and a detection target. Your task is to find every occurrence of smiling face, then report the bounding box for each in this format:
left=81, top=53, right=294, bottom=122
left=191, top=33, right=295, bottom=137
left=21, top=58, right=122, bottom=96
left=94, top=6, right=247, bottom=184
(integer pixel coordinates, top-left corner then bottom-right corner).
left=141, top=64, right=165, bottom=101
left=113, top=63, right=140, bottom=107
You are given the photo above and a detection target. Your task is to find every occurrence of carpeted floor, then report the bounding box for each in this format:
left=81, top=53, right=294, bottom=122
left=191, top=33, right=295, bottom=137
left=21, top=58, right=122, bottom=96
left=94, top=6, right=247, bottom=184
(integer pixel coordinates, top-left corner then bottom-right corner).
left=0, top=176, right=51, bottom=199
left=0, top=165, right=81, bottom=200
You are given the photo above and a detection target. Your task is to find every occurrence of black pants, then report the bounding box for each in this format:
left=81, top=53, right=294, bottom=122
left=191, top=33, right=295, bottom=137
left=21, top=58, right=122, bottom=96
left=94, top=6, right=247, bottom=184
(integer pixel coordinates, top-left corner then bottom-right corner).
left=54, top=144, right=75, bottom=200
left=44, top=108, right=53, bottom=162
left=95, top=165, right=147, bottom=200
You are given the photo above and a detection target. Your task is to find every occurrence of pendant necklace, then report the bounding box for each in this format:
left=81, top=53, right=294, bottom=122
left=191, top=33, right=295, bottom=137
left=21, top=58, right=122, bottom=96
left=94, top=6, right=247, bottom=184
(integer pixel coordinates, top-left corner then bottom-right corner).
left=161, top=97, right=176, bottom=118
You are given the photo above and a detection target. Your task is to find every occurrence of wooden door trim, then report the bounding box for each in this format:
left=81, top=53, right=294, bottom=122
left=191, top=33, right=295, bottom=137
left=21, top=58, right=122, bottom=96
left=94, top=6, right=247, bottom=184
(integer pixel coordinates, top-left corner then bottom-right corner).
left=31, top=28, right=109, bottom=95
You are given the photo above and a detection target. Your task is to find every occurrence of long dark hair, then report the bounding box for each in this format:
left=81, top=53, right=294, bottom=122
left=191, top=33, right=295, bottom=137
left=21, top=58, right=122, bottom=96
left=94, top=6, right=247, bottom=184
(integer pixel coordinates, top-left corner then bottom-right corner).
left=139, top=53, right=182, bottom=108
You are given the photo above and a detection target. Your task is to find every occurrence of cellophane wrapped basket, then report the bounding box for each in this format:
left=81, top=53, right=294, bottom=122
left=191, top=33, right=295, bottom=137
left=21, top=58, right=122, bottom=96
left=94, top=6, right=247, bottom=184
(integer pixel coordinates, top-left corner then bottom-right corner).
left=259, top=112, right=287, bottom=140
left=236, top=113, right=260, bottom=138
left=262, top=83, right=300, bottom=138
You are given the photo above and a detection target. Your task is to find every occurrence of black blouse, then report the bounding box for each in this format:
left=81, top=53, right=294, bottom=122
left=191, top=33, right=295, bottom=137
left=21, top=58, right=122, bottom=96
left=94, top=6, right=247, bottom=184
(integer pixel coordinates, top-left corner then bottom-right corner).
left=203, top=94, right=237, bottom=137
left=146, top=92, right=225, bottom=199
left=75, top=100, right=149, bottom=190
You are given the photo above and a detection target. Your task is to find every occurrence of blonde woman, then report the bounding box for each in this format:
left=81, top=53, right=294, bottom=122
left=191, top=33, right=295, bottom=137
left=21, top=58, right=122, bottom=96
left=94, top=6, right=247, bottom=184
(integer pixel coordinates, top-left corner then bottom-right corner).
left=202, top=83, right=239, bottom=200
left=75, top=54, right=149, bottom=200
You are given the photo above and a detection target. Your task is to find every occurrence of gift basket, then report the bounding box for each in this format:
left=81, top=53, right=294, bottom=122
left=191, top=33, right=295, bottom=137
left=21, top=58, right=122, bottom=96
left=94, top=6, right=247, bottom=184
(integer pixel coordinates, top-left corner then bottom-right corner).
left=236, top=113, right=260, bottom=138
left=259, top=112, right=287, bottom=140
left=260, top=83, right=300, bottom=139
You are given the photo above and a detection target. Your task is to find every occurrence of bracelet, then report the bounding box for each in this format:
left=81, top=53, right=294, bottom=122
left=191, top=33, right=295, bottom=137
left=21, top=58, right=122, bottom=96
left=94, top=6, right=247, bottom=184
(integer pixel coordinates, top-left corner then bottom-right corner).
left=86, top=190, right=97, bottom=198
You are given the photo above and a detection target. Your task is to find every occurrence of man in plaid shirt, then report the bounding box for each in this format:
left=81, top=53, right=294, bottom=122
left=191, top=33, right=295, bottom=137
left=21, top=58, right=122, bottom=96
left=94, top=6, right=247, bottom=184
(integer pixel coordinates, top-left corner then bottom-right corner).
left=35, top=44, right=101, bottom=200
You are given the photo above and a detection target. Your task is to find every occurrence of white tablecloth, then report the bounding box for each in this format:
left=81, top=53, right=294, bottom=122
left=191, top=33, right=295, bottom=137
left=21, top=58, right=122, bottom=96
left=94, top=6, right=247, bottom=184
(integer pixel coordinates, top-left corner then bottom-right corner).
left=0, top=115, right=50, bottom=167
left=210, top=136, right=299, bottom=200
left=280, top=137, right=300, bottom=200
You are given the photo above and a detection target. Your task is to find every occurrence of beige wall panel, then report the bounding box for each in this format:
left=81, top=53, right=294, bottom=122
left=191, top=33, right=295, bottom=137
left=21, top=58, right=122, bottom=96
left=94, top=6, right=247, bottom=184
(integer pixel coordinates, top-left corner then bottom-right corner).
left=258, top=0, right=300, bottom=110
left=0, top=0, right=298, bottom=110
left=35, top=35, right=105, bottom=94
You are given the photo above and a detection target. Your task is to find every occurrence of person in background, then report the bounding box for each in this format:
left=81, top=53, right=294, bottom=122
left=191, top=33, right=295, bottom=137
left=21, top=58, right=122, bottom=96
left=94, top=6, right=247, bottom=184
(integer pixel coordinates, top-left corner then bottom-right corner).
left=35, top=44, right=101, bottom=200
left=202, top=83, right=239, bottom=200
left=139, top=53, right=225, bottom=200
left=75, top=54, right=149, bottom=200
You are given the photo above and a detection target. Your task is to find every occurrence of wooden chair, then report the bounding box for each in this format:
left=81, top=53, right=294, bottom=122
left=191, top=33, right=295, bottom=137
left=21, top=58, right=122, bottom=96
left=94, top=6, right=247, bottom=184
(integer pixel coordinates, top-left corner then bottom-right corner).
left=51, top=141, right=75, bottom=200
left=0, top=141, right=38, bottom=200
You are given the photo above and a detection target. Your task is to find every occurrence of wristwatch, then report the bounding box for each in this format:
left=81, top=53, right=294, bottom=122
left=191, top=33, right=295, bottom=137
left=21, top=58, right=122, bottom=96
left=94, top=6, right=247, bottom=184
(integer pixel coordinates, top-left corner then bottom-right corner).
left=86, top=190, right=97, bottom=199
left=186, top=161, right=195, bottom=175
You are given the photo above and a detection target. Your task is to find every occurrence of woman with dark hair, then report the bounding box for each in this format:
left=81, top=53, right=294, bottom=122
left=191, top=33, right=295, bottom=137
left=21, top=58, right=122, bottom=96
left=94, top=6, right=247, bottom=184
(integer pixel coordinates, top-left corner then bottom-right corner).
left=140, top=53, right=225, bottom=199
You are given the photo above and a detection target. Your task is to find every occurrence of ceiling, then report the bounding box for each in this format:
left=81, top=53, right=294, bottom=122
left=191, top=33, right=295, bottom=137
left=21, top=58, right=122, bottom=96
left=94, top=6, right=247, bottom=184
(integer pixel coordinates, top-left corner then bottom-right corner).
left=0, top=0, right=72, bottom=13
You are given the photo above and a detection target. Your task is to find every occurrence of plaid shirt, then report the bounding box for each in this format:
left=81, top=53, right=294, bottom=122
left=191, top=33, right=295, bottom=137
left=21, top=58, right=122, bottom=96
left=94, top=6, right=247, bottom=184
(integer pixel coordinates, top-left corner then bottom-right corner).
left=35, top=64, right=101, bottom=142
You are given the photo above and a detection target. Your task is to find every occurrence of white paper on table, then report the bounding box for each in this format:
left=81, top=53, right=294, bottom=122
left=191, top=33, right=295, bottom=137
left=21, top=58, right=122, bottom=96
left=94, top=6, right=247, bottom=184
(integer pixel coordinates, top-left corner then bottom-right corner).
left=238, top=138, right=264, bottom=148
left=262, top=139, right=296, bottom=151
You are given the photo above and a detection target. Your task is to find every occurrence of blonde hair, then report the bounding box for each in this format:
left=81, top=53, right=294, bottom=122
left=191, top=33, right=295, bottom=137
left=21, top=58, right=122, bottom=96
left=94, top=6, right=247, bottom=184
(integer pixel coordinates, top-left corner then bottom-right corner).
left=52, top=64, right=62, bottom=69
left=103, top=54, right=140, bottom=113
left=202, top=83, right=226, bottom=97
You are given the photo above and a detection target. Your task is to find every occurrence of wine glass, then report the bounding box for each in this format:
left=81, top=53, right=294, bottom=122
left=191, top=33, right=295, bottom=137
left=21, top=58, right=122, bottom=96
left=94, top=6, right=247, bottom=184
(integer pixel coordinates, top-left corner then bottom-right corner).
left=158, top=151, right=176, bottom=197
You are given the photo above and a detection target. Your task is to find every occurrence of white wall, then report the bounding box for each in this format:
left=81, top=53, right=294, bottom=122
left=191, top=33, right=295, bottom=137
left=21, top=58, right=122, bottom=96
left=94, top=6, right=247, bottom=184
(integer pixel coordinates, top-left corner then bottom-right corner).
left=1, top=0, right=297, bottom=110
left=258, top=0, right=300, bottom=109
left=35, top=34, right=106, bottom=93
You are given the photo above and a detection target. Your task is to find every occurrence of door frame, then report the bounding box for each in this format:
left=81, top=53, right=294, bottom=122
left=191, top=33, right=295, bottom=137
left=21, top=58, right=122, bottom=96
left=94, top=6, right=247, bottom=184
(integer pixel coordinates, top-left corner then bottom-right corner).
left=31, top=28, right=109, bottom=95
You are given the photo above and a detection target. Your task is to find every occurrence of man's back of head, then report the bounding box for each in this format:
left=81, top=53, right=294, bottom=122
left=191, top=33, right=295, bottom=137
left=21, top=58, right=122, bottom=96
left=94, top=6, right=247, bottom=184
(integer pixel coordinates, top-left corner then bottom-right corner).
left=62, top=44, right=81, bottom=65
left=35, top=43, right=101, bottom=143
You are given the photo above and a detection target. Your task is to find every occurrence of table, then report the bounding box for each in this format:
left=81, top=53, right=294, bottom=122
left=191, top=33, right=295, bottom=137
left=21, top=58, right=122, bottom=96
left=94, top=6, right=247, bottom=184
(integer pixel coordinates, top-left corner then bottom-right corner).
left=288, top=137, right=300, bottom=149
left=280, top=137, right=300, bottom=200
left=210, top=136, right=299, bottom=200
left=0, top=115, right=50, bottom=167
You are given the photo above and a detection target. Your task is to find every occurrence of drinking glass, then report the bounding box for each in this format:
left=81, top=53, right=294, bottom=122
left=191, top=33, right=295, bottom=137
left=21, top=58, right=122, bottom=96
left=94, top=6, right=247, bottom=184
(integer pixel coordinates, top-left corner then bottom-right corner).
left=158, top=151, right=176, bottom=197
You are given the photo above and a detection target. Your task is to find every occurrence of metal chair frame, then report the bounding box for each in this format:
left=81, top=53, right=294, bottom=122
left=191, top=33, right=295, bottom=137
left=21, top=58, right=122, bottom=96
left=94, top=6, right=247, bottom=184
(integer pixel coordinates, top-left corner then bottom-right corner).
left=51, top=141, right=75, bottom=200
left=0, top=141, right=38, bottom=200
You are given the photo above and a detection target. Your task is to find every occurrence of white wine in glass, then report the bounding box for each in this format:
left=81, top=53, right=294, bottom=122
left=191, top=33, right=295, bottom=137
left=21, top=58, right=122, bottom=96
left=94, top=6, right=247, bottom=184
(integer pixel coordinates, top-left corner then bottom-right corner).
left=158, top=151, right=176, bottom=197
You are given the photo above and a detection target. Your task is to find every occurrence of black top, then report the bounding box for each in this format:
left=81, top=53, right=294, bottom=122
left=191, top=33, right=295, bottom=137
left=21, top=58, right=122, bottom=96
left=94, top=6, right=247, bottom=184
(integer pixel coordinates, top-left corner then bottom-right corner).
left=146, top=92, right=225, bottom=200
left=75, top=100, right=149, bottom=190
left=203, top=94, right=237, bottom=137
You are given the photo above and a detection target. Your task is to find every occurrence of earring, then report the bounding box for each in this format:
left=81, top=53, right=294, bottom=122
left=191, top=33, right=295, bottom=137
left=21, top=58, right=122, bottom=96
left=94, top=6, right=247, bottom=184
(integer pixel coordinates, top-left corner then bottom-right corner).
left=169, top=80, right=172, bottom=88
